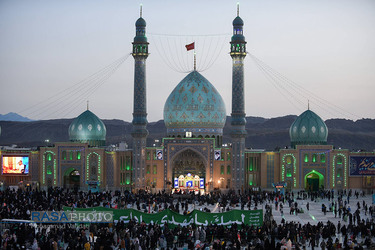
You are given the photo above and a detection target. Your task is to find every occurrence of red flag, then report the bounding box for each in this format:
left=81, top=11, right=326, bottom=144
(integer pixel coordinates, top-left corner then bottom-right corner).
left=185, top=42, right=195, bottom=51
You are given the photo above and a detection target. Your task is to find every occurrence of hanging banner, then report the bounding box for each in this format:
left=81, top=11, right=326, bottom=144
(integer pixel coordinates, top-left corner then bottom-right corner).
left=350, top=156, right=375, bottom=176
left=63, top=207, right=262, bottom=227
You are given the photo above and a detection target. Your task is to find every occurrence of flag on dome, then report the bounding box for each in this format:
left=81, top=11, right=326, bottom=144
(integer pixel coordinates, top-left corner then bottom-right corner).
left=185, top=42, right=195, bottom=51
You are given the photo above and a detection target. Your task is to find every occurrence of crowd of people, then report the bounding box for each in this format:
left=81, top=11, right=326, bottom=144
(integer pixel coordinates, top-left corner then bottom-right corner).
left=0, top=187, right=374, bottom=249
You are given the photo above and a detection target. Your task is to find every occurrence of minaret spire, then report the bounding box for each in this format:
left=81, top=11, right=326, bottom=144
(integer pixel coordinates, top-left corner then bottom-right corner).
left=140, top=3, right=142, bottom=17
left=132, top=7, right=149, bottom=191
left=230, top=4, right=247, bottom=192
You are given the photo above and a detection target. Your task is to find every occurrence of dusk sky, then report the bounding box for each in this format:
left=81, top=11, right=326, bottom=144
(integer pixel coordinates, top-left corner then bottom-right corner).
left=0, top=0, right=374, bottom=122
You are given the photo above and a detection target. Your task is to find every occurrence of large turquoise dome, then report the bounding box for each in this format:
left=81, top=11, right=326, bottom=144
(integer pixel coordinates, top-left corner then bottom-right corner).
left=163, top=71, right=226, bottom=138
left=289, top=109, right=328, bottom=147
left=69, top=110, right=106, bottom=147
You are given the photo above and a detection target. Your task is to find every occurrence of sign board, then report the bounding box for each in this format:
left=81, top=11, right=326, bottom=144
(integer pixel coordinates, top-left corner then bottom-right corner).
left=350, top=156, right=375, bottom=176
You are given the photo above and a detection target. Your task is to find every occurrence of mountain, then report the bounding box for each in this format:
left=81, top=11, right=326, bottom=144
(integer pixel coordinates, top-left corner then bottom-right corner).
left=0, top=116, right=374, bottom=151
left=0, top=112, right=34, bottom=122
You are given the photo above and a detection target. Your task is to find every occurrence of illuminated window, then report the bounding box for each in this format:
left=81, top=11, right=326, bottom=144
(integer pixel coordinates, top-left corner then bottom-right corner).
left=286, top=156, right=292, bottom=164
left=47, top=153, right=52, bottom=161
left=227, top=152, right=231, bottom=161
left=77, top=151, right=81, bottom=160
left=249, top=174, right=253, bottom=186
left=126, top=156, right=131, bottom=170
left=227, top=165, right=231, bottom=174
left=146, top=165, right=150, bottom=174
left=69, top=151, right=73, bottom=160
left=62, top=151, right=67, bottom=160
left=147, top=152, right=150, bottom=160
left=320, top=154, right=326, bottom=163
left=312, top=154, right=317, bottom=163
left=126, top=174, right=130, bottom=185
left=286, top=168, right=292, bottom=178
left=337, top=157, right=343, bottom=164
left=220, top=165, right=224, bottom=175
left=249, top=159, right=253, bottom=171
left=153, top=151, right=157, bottom=160
left=153, top=165, right=157, bottom=174
left=304, top=154, right=309, bottom=163
left=47, top=166, right=52, bottom=175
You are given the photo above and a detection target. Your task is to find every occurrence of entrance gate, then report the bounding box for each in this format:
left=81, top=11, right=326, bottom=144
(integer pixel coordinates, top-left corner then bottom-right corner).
left=305, top=170, right=324, bottom=191
left=63, top=168, right=80, bottom=189
left=172, top=149, right=206, bottom=193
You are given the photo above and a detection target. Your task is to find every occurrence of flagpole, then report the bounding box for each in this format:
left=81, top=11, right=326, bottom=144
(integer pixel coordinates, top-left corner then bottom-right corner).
left=194, top=42, right=196, bottom=71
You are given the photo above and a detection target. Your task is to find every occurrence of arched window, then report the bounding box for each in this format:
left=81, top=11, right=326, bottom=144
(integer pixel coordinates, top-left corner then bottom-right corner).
left=304, top=154, right=309, bottom=163
left=227, top=165, right=231, bottom=175
left=220, top=166, right=224, bottom=175
left=337, top=157, right=343, bottom=164
left=47, top=166, right=52, bottom=175
left=286, top=167, right=292, bottom=178
left=312, top=154, right=317, bottom=163
left=62, top=151, right=67, bottom=160
left=286, top=156, right=292, bottom=164
left=47, top=153, right=52, bottom=161
left=320, top=154, right=326, bottom=163
left=77, top=151, right=81, bottom=160
left=126, top=174, right=130, bottom=185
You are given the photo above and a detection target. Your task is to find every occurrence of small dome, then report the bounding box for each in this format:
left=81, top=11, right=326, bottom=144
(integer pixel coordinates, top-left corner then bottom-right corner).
left=233, top=16, right=244, bottom=26
left=69, top=110, right=106, bottom=146
left=289, top=109, right=328, bottom=147
left=135, top=17, right=146, bottom=27
left=163, top=71, right=226, bottom=137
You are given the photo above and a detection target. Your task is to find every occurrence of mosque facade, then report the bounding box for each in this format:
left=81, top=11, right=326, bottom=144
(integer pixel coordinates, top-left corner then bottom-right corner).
left=0, top=9, right=374, bottom=193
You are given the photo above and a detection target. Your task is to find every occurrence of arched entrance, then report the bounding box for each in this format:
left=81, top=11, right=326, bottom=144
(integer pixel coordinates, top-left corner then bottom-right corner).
left=63, top=168, right=80, bottom=189
left=172, top=149, right=206, bottom=193
left=305, top=170, right=324, bottom=191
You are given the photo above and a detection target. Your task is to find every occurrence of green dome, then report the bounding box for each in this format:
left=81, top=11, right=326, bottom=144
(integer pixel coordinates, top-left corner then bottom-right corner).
left=134, top=17, right=147, bottom=43
left=233, top=16, right=244, bottom=26
left=69, top=110, right=106, bottom=146
left=163, top=71, right=226, bottom=137
left=289, top=109, right=328, bottom=147
left=135, top=17, right=146, bottom=27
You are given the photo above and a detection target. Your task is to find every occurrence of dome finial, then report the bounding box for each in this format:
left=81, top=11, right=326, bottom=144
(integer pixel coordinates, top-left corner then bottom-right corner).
left=237, top=2, right=240, bottom=16
left=308, top=100, right=310, bottom=110
left=140, top=4, right=143, bottom=17
left=87, top=100, right=89, bottom=110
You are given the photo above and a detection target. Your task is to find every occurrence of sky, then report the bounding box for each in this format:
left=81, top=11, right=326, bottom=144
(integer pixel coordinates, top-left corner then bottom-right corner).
left=0, top=0, right=374, bottom=122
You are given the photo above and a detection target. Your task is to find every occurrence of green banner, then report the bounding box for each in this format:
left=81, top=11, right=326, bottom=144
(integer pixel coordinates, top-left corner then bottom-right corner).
left=63, top=207, right=262, bottom=227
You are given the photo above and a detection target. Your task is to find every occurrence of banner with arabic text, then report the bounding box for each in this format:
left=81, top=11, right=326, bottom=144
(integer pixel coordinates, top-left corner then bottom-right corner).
left=63, top=207, right=262, bottom=227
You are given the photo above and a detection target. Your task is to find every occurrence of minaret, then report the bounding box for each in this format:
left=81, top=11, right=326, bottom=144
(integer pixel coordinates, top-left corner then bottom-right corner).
left=230, top=3, right=247, bottom=192
left=131, top=5, right=149, bottom=190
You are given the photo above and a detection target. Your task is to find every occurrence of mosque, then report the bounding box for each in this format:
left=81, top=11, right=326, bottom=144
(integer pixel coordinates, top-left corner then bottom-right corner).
left=0, top=7, right=374, bottom=193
